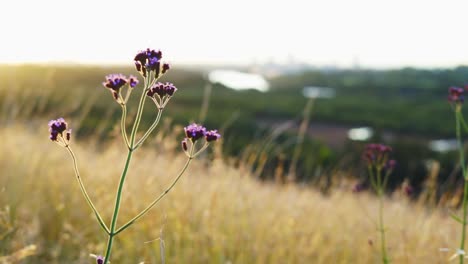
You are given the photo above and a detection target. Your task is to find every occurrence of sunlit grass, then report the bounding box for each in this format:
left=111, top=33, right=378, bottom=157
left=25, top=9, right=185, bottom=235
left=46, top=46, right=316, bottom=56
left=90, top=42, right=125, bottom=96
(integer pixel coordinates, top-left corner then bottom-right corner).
left=0, top=123, right=462, bottom=263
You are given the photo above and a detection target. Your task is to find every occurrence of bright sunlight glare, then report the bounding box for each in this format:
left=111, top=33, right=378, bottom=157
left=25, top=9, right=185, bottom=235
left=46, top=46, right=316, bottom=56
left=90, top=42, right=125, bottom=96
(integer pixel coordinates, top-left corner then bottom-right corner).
left=2, top=0, right=468, bottom=68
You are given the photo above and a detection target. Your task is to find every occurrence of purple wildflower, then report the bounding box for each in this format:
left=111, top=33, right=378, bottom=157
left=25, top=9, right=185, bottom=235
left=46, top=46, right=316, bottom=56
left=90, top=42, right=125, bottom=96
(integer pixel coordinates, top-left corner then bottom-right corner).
left=146, top=82, right=177, bottom=108
left=133, top=48, right=168, bottom=77
left=96, top=255, right=104, bottom=264
left=184, top=123, right=206, bottom=142
left=103, top=74, right=127, bottom=91
left=448, top=86, right=464, bottom=104
left=48, top=118, right=71, bottom=143
left=128, top=75, right=139, bottom=88
left=103, top=74, right=128, bottom=100
left=364, top=143, right=393, bottom=167
left=205, top=130, right=221, bottom=142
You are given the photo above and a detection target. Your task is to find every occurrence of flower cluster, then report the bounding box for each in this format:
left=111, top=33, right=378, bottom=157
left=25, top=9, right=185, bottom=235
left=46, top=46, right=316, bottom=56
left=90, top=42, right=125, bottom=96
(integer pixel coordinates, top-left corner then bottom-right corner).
left=48, top=117, right=71, bottom=145
left=448, top=86, right=464, bottom=105
left=182, top=123, right=221, bottom=156
left=134, top=48, right=170, bottom=77
left=363, top=143, right=394, bottom=169
left=102, top=74, right=139, bottom=103
left=146, top=82, right=177, bottom=109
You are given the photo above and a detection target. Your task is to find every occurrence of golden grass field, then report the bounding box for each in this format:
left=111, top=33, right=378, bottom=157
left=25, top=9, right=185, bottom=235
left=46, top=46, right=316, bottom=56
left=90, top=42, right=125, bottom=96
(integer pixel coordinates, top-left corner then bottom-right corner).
left=0, top=121, right=464, bottom=263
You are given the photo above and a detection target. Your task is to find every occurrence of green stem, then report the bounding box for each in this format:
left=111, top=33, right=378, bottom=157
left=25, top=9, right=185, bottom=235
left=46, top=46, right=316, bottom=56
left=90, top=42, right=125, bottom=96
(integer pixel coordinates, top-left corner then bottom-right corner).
left=378, top=184, right=389, bottom=264
left=368, top=167, right=378, bottom=192
left=459, top=111, right=468, bottom=135
left=129, top=72, right=152, bottom=146
left=133, top=109, right=163, bottom=150
left=372, top=167, right=389, bottom=263
left=456, top=110, right=468, bottom=264
left=115, top=148, right=194, bottom=235
left=65, top=146, right=109, bottom=234
left=103, top=149, right=133, bottom=263
left=103, top=73, right=154, bottom=264
left=120, top=104, right=130, bottom=149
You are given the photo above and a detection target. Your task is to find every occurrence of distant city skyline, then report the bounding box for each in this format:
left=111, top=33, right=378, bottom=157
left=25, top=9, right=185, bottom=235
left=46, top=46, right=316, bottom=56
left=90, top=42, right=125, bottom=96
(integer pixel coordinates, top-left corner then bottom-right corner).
left=2, top=0, right=468, bottom=69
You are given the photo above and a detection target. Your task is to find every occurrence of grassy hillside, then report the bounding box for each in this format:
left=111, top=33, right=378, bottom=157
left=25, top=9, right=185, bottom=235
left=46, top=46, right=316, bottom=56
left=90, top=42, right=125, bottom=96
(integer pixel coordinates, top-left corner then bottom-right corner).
left=0, top=124, right=462, bottom=263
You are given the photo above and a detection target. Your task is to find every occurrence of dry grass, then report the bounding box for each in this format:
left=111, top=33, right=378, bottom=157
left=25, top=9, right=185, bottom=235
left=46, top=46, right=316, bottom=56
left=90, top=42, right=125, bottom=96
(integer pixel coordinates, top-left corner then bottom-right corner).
left=0, top=122, right=463, bottom=263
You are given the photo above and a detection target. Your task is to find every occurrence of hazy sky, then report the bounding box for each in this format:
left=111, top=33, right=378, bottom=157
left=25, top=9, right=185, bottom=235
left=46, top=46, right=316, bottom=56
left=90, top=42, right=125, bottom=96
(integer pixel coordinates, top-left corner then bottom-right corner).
left=2, top=0, right=468, bottom=68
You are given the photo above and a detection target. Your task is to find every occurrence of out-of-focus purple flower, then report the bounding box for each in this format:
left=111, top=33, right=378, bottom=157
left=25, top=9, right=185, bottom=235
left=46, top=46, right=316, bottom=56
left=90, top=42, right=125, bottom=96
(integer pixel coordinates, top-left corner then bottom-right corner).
left=385, top=159, right=397, bottom=170
left=401, top=179, right=414, bottom=196
left=184, top=123, right=206, bottom=142
left=134, top=48, right=167, bottom=77
left=96, top=255, right=104, bottom=264
left=352, top=182, right=366, bottom=193
left=205, top=130, right=221, bottom=142
left=48, top=118, right=71, bottom=143
left=404, top=185, right=414, bottom=196
left=364, top=143, right=393, bottom=167
left=128, top=75, right=139, bottom=88
left=448, top=86, right=464, bottom=104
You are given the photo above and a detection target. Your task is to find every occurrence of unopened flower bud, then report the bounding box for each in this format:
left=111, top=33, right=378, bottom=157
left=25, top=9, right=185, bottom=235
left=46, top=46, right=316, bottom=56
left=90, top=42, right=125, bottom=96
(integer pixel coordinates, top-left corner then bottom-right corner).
left=182, top=138, right=188, bottom=151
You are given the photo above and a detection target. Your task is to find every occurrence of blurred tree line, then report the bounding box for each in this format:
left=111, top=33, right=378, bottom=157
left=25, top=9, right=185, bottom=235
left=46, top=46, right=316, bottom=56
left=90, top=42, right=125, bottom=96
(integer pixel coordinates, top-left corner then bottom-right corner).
left=2, top=65, right=468, bottom=201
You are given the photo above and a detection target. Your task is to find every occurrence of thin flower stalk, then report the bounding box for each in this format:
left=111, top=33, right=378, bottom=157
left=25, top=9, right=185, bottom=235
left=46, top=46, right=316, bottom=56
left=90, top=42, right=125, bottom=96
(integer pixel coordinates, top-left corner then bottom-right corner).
left=120, top=104, right=130, bottom=149
left=65, top=145, right=110, bottom=235
left=104, top=72, right=153, bottom=263
left=456, top=109, right=468, bottom=264
left=133, top=109, right=163, bottom=150
left=447, top=86, right=468, bottom=264
left=363, top=143, right=394, bottom=264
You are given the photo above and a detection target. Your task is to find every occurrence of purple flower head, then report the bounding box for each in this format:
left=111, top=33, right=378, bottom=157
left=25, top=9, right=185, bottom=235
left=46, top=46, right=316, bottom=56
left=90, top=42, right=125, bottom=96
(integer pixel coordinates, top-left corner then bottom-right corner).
left=448, top=86, right=464, bottom=104
left=103, top=74, right=129, bottom=101
left=145, top=56, right=160, bottom=71
left=103, top=74, right=127, bottom=92
left=147, top=82, right=177, bottom=99
left=164, top=82, right=177, bottom=96
left=128, top=75, right=139, bottom=88
left=48, top=118, right=71, bottom=142
left=205, top=130, right=221, bottom=142
left=134, top=48, right=165, bottom=76
left=364, top=143, right=393, bottom=167
left=184, top=123, right=206, bottom=142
